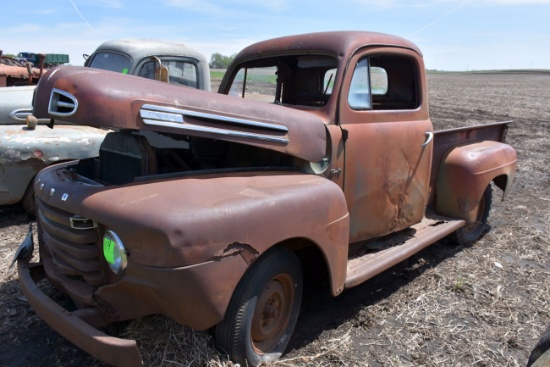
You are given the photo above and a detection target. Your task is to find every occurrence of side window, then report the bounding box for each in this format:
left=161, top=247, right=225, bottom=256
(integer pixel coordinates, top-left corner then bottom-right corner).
left=348, top=59, right=371, bottom=109
left=323, top=68, right=337, bottom=94
left=226, top=56, right=337, bottom=107
left=138, top=61, right=156, bottom=80
left=370, top=67, right=388, bottom=95
left=348, top=55, right=419, bottom=111
left=228, top=67, right=278, bottom=102
left=138, top=60, right=198, bottom=88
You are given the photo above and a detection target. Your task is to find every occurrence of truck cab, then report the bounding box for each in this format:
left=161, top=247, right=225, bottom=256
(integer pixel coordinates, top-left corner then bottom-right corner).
left=15, top=31, right=516, bottom=367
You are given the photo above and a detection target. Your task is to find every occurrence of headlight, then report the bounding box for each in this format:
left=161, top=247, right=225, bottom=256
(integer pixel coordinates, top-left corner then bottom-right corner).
left=103, top=230, right=128, bottom=274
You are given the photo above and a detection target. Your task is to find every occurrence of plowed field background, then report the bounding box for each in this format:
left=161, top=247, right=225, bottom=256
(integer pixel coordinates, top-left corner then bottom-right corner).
left=1, top=71, right=549, bottom=366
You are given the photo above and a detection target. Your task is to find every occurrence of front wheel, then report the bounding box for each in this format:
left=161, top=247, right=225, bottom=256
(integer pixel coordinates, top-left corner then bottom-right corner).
left=215, top=247, right=303, bottom=366
left=448, top=185, right=492, bottom=246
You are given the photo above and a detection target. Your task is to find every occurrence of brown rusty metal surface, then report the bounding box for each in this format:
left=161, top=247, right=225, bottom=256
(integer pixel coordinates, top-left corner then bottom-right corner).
left=33, top=66, right=327, bottom=163
left=17, top=261, right=143, bottom=367
left=345, top=213, right=465, bottom=288
left=94, top=255, right=249, bottom=330
left=35, top=202, right=250, bottom=330
left=342, top=118, right=433, bottom=242
left=431, top=121, right=512, bottom=196
left=34, top=165, right=350, bottom=296
left=35, top=170, right=349, bottom=265
left=0, top=54, right=45, bottom=86
left=336, top=46, right=432, bottom=243
left=435, top=140, right=517, bottom=222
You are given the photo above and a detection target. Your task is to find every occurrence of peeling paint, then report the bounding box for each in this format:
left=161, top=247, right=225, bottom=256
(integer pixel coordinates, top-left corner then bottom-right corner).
left=7, top=136, right=75, bottom=144
left=212, top=242, right=260, bottom=265
left=0, top=125, right=108, bottom=206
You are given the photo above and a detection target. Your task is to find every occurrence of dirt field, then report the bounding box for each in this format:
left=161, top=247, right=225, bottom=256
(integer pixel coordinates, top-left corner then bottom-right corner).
left=1, top=71, right=549, bottom=366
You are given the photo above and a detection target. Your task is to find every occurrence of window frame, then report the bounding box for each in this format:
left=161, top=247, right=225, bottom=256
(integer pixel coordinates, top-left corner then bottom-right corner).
left=347, top=53, right=420, bottom=112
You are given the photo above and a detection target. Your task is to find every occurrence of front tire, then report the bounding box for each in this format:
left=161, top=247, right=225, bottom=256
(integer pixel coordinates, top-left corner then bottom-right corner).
left=215, top=247, right=303, bottom=366
left=448, top=185, right=492, bottom=246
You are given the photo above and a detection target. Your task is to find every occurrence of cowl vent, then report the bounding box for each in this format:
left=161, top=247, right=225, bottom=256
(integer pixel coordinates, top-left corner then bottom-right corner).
left=48, top=88, right=78, bottom=117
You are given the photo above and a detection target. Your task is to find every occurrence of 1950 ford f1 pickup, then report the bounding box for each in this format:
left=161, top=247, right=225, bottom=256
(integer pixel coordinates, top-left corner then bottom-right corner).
left=14, top=31, right=516, bottom=366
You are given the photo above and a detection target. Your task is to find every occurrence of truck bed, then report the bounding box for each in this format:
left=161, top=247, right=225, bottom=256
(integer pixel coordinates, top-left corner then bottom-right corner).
left=431, top=121, right=512, bottom=188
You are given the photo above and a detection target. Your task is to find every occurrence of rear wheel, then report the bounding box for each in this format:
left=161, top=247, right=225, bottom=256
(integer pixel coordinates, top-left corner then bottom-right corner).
left=215, top=247, right=303, bottom=366
left=448, top=185, right=492, bottom=246
left=527, top=324, right=550, bottom=367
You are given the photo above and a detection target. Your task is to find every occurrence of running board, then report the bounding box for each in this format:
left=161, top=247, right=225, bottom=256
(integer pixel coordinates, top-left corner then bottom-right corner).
left=345, top=214, right=465, bottom=289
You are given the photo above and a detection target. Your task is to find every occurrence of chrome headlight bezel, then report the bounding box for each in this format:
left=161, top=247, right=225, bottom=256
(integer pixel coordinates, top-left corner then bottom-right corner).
left=102, top=229, right=128, bottom=274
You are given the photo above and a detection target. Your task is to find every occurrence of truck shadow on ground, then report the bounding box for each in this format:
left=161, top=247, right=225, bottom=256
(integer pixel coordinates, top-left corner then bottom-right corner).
left=0, top=277, right=101, bottom=367
left=0, top=204, right=31, bottom=230
left=288, top=234, right=484, bottom=353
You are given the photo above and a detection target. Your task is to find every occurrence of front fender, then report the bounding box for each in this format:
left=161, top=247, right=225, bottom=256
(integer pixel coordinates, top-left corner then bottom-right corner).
left=35, top=170, right=350, bottom=331
left=39, top=172, right=351, bottom=296
left=435, top=141, right=517, bottom=223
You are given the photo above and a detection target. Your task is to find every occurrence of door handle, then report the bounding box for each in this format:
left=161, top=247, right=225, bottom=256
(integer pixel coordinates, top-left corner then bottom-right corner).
left=421, top=131, right=433, bottom=147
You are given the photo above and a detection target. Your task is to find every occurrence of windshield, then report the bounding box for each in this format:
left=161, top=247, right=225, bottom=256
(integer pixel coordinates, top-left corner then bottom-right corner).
left=227, top=55, right=337, bottom=108
left=87, top=51, right=132, bottom=74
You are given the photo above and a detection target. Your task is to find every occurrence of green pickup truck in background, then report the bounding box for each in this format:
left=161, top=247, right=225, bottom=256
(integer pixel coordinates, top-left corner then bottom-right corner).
left=17, top=52, right=69, bottom=67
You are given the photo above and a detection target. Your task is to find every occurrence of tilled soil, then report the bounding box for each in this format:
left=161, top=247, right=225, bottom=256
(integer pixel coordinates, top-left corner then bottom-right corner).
left=1, top=72, right=549, bottom=367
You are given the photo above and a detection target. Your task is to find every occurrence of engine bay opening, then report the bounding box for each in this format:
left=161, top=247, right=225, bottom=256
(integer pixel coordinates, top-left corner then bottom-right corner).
left=70, top=130, right=307, bottom=185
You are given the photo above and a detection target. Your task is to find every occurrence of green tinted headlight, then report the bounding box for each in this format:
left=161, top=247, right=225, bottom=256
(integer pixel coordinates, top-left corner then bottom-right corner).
left=103, top=230, right=127, bottom=274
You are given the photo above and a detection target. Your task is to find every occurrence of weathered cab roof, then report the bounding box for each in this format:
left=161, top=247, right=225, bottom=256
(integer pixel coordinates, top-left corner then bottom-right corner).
left=92, top=39, right=208, bottom=64
left=233, top=31, right=423, bottom=63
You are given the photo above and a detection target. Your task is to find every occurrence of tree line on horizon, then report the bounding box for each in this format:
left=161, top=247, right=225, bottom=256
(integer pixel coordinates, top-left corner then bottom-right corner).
left=209, top=53, right=236, bottom=69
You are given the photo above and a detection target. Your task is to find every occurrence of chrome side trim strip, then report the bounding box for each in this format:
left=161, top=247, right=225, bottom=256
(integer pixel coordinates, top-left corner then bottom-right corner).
left=9, top=108, right=33, bottom=122
left=141, top=104, right=288, bottom=133
left=140, top=109, right=184, bottom=123
left=142, top=119, right=289, bottom=144
left=9, top=108, right=51, bottom=123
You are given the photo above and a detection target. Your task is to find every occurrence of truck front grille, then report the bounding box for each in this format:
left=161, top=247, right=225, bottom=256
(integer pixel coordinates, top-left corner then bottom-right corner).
left=37, top=198, right=105, bottom=286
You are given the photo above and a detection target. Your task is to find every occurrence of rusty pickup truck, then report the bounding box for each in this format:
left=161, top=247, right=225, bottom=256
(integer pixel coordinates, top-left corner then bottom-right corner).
left=1, top=39, right=210, bottom=214
left=14, top=31, right=517, bottom=366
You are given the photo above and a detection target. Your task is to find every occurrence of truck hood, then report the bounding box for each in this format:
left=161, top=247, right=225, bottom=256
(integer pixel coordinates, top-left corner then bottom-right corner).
left=33, top=66, right=327, bottom=163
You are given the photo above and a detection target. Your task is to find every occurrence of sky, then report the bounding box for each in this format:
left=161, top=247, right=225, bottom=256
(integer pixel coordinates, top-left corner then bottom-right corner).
left=1, top=0, right=549, bottom=71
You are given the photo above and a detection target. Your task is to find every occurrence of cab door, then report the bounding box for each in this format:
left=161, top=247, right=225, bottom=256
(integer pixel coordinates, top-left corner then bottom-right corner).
left=339, top=48, right=433, bottom=243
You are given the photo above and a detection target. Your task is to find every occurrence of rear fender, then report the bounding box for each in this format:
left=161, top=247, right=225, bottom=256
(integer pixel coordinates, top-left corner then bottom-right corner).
left=435, top=141, right=517, bottom=223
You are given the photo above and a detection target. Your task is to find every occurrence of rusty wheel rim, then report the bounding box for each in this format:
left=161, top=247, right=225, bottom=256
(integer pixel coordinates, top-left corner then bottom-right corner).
left=251, top=273, right=294, bottom=354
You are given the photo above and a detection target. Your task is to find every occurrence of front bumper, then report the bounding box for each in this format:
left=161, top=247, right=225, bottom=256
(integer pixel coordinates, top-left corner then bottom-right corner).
left=17, top=260, right=142, bottom=367
left=16, top=241, right=249, bottom=367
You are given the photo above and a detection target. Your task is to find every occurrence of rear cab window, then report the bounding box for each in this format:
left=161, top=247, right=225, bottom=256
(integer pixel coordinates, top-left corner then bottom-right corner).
left=138, top=60, right=199, bottom=88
